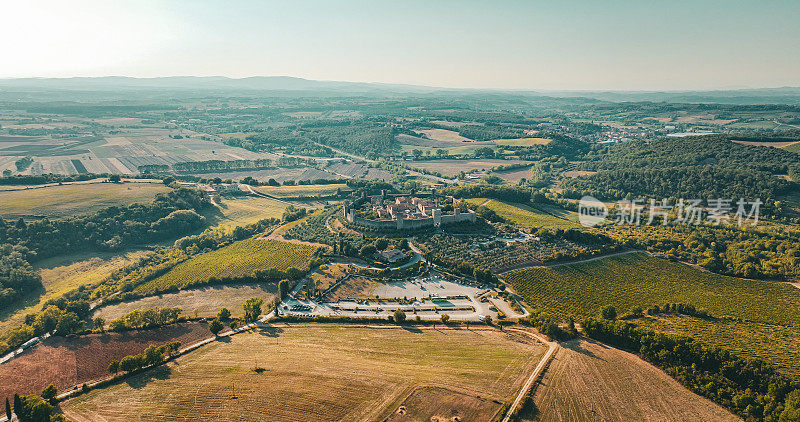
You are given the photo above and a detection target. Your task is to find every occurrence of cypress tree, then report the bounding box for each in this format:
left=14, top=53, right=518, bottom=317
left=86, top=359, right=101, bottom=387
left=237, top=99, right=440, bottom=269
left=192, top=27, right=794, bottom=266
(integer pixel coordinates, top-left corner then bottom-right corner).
left=5, top=397, right=11, bottom=421
left=13, top=394, right=21, bottom=417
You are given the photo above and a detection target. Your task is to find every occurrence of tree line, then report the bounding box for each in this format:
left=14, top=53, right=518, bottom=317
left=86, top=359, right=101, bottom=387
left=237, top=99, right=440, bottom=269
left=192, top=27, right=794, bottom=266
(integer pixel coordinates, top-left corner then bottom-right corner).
left=583, top=317, right=800, bottom=421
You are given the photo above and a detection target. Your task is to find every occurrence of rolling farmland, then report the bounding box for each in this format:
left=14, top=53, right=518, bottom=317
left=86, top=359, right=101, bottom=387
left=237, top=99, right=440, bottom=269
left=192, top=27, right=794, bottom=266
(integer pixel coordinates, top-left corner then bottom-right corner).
left=0, top=181, right=169, bottom=218
left=0, top=322, right=210, bottom=406
left=254, top=183, right=349, bottom=198
left=465, top=198, right=579, bottom=229
left=210, top=196, right=292, bottom=230
left=504, top=253, right=800, bottom=325
left=133, top=238, right=318, bottom=294
left=528, top=339, right=739, bottom=422
left=409, top=159, right=530, bottom=177
left=0, top=251, right=152, bottom=337
left=62, top=325, right=546, bottom=422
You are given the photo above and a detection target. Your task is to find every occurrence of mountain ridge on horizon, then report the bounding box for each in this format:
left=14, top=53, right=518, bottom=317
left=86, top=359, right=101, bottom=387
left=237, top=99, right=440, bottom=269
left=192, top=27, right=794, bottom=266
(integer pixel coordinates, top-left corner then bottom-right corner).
left=1, top=75, right=799, bottom=105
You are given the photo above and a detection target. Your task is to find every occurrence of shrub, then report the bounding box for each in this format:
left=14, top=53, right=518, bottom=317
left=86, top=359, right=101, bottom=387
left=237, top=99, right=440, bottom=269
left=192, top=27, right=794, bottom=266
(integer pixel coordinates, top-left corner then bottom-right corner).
left=209, top=318, right=223, bottom=336
left=218, top=308, right=231, bottom=321
left=601, top=305, right=617, bottom=320
left=394, top=309, right=406, bottom=324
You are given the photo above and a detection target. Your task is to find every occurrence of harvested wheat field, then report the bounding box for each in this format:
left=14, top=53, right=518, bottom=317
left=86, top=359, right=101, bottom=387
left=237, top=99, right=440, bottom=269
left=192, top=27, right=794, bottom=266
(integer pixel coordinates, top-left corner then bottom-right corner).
left=62, top=324, right=546, bottom=422
left=0, top=322, right=209, bottom=406
left=527, top=338, right=740, bottom=422
left=387, top=386, right=503, bottom=422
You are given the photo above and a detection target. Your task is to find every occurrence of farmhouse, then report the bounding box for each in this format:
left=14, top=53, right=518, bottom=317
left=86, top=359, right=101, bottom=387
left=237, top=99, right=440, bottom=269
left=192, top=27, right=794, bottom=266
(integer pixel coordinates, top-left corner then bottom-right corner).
left=343, top=191, right=476, bottom=231
left=375, top=248, right=406, bottom=263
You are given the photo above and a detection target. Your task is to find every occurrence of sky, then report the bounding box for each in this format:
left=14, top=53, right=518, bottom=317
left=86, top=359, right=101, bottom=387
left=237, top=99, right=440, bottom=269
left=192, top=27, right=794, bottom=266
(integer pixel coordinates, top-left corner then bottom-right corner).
left=1, top=0, right=799, bottom=91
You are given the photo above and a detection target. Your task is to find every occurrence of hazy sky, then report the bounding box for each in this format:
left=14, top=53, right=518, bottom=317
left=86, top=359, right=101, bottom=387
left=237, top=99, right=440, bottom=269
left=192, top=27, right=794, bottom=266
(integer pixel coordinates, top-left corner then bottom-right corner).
left=2, top=0, right=799, bottom=90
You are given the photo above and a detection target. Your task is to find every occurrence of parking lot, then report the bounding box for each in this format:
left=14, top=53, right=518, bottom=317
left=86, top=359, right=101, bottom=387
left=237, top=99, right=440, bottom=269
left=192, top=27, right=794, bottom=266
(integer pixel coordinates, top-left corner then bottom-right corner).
left=281, top=275, right=503, bottom=321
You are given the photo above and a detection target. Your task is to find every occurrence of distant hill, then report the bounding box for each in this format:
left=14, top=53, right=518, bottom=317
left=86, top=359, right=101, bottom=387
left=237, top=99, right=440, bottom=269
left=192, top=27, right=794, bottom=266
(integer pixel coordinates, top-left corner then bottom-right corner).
left=0, top=76, right=799, bottom=104
left=0, top=76, right=443, bottom=94
left=539, top=87, right=800, bottom=105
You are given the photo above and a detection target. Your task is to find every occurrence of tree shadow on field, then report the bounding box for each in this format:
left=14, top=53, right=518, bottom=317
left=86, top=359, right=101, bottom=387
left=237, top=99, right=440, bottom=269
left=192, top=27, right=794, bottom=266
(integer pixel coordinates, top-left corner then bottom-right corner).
left=565, top=338, right=603, bottom=360
left=125, top=365, right=172, bottom=389
left=400, top=325, right=422, bottom=334
left=255, top=325, right=285, bottom=338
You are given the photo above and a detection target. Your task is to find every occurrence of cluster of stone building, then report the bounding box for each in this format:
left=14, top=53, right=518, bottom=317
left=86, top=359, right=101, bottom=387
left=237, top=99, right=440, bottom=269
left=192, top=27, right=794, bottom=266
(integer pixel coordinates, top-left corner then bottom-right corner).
left=343, top=191, right=476, bottom=231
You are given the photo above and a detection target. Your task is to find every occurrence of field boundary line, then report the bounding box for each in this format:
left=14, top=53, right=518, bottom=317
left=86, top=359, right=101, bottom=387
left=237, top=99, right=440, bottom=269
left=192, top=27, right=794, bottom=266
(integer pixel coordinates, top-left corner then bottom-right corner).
left=51, top=316, right=271, bottom=404
left=371, top=383, right=507, bottom=422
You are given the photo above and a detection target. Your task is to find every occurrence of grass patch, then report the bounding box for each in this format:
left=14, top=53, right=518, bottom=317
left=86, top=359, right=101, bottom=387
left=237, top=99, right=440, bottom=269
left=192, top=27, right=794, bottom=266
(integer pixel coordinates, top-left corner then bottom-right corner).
left=465, top=198, right=579, bottom=229
left=133, top=238, right=317, bottom=294
left=62, top=325, right=544, bottom=422
left=504, top=253, right=800, bottom=325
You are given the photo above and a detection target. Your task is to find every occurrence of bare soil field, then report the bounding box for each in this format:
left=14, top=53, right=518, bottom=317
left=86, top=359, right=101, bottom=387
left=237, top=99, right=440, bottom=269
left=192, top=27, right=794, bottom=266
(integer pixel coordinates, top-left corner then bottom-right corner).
left=387, top=386, right=503, bottom=422
left=324, top=276, right=381, bottom=301
left=94, top=284, right=277, bottom=321
left=0, top=322, right=209, bottom=405
left=62, top=324, right=545, bottom=422
left=526, top=338, right=739, bottom=422
left=410, top=159, right=530, bottom=177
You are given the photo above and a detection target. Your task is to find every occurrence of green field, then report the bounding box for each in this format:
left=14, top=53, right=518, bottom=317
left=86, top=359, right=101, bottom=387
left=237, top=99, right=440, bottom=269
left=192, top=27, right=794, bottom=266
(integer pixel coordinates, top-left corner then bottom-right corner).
left=465, top=198, right=579, bottom=229
left=254, top=183, right=348, bottom=198
left=62, top=325, right=544, bottom=422
left=782, top=141, right=800, bottom=154
left=504, top=253, right=800, bottom=325
left=133, top=238, right=318, bottom=294
left=0, top=182, right=170, bottom=218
